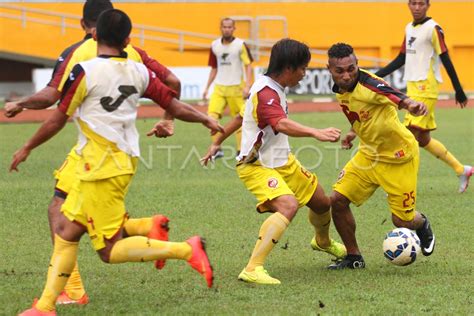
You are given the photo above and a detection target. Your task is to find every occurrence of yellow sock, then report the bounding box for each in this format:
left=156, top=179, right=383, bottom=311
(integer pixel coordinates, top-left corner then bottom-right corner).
left=109, top=236, right=192, bottom=263
left=246, top=212, right=290, bottom=272
left=63, top=262, right=85, bottom=300
left=424, top=138, right=464, bottom=175
left=36, top=235, right=78, bottom=312
left=123, top=218, right=153, bottom=236
left=309, top=210, right=331, bottom=248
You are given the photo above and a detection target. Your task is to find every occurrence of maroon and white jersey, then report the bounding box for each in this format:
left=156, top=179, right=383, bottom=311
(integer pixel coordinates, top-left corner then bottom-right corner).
left=237, top=75, right=290, bottom=168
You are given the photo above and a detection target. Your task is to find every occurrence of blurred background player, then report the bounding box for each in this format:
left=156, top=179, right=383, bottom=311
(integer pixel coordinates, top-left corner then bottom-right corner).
left=327, top=43, right=435, bottom=270
left=375, top=0, right=472, bottom=193
left=14, top=9, right=221, bottom=315
left=202, top=39, right=346, bottom=284
left=4, top=0, right=180, bottom=306
left=202, top=17, right=253, bottom=158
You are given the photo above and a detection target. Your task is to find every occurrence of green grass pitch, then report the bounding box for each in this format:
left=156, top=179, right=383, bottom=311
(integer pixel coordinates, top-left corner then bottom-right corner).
left=0, top=108, right=473, bottom=315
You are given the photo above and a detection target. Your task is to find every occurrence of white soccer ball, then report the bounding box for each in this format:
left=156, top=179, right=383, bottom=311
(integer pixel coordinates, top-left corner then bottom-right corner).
left=383, top=228, right=421, bottom=266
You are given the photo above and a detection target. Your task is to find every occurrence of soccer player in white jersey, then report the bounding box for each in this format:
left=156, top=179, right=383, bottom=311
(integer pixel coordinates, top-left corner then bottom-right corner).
left=376, top=0, right=472, bottom=193
left=202, top=17, right=253, bottom=158
left=13, top=9, right=221, bottom=315
left=202, top=39, right=346, bottom=285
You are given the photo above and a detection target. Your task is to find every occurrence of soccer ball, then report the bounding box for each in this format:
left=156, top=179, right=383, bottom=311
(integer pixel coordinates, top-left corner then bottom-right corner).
left=383, top=228, right=421, bottom=266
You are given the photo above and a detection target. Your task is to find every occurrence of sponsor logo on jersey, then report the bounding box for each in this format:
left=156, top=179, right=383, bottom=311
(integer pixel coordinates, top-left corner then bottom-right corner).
left=220, top=53, right=232, bottom=66
left=408, top=36, right=417, bottom=47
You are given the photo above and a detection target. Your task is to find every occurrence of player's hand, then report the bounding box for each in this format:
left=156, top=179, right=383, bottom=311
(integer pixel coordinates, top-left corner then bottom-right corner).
left=455, top=90, right=468, bottom=108
left=341, top=131, right=357, bottom=150
left=200, top=143, right=221, bottom=166
left=314, top=127, right=341, bottom=142
left=400, top=98, right=428, bottom=116
left=10, top=146, right=31, bottom=172
left=408, top=101, right=428, bottom=116
left=146, top=119, right=174, bottom=138
left=4, top=101, right=23, bottom=118
left=202, top=117, right=224, bottom=135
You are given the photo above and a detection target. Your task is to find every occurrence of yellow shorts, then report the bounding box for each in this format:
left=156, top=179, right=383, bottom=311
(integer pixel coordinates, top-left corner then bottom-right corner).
left=61, top=174, right=132, bottom=250
left=404, top=96, right=437, bottom=131
left=54, top=147, right=80, bottom=195
left=208, top=84, right=244, bottom=118
left=237, top=154, right=318, bottom=212
left=333, top=150, right=420, bottom=222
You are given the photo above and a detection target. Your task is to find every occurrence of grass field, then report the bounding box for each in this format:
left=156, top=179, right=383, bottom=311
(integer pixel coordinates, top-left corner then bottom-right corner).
left=1, top=109, right=473, bottom=315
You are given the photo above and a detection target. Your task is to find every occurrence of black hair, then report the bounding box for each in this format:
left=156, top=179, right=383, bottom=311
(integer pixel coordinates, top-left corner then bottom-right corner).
left=96, top=9, right=132, bottom=48
left=265, top=38, right=311, bottom=76
left=82, top=0, right=113, bottom=28
left=327, top=43, right=354, bottom=59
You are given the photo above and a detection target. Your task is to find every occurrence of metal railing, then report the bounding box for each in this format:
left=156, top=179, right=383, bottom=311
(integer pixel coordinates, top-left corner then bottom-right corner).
left=0, top=3, right=387, bottom=66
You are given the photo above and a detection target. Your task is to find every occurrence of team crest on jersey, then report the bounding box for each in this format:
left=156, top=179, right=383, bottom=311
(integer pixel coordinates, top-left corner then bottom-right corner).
left=337, top=169, right=345, bottom=181
left=360, top=110, right=370, bottom=122
left=268, top=178, right=279, bottom=188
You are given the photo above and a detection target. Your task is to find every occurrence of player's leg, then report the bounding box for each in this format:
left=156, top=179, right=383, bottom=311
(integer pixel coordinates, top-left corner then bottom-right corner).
left=306, top=184, right=346, bottom=259
left=236, top=163, right=295, bottom=284
left=280, top=154, right=345, bottom=258
left=122, top=214, right=170, bottom=269
left=50, top=153, right=88, bottom=305
left=238, top=195, right=295, bottom=285
left=84, top=175, right=213, bottom=287
left=99, top=233, right=213, bottom=288
left=384, top=154, right=435, bottom=256
left=328, top=153, right=378, bottom=269
left=415, top=127, right=473, bottom=193
left=405, top=97, right=472, bottom=192
left=207, top=85, right=227, bottom=158
left=22, top=210, right=87, bottom=314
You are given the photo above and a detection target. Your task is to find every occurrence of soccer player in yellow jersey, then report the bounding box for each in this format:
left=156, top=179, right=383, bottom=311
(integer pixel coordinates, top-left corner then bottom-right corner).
left=375, top=0, right=472, bottom=193
left=5, top=0, right=180, bottom=305
left=202, top=18, right=253, bottom=158
left=13, top=9, right=222, bottom=316
left=202, top=39, right=346, bottom=284
left=326, top=43, right=435, bottom=270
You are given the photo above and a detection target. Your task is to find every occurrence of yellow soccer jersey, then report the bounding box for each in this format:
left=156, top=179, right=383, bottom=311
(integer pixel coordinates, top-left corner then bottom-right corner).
left=334, top=69, right=418, bottom=164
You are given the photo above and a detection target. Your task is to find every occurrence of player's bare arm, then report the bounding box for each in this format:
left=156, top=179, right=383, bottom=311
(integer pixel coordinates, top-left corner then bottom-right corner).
left=275, top=118, right=341, bottom=142
left=201, top=115, right=243, bottom=165
left=243, top=64, right=253, bottom=98
left=10, top=109, right=68, bottom=172
left=4, top=86, right=61, bottom=118
left=149, top=98, right=223, bottom=135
